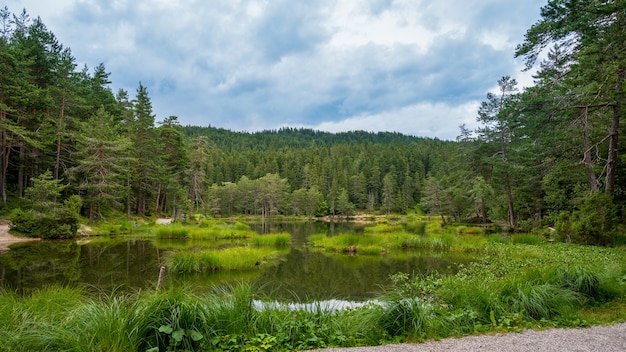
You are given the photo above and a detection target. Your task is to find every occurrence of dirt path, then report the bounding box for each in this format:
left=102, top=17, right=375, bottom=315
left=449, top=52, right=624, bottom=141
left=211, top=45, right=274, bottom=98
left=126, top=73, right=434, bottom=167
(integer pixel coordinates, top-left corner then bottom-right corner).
left=0, top=220, right=40, bottom=251
left=307, top=322, right=626, bottom=352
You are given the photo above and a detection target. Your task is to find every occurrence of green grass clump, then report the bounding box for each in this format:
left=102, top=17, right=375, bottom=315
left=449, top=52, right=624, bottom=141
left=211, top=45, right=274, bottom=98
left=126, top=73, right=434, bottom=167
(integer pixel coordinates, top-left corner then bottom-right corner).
left=310, top=231, right=457, bottom=254
left=188, top=224, right=255, bottom=240
left=404, top=221, right=426, bottom=235
left=454, top=225, right=484, bottom=235
left=156, top=225, right=191, bottom=239
left=167, top=247, right=287, bottom=272
left=364, top=223, right=404, bottom=233
left=400, top=235, right=453, bottom=251
left=251, top=233, right=291, bottom=248
left=511, top=233, right=545, bottom=245
left=309, top=232, right=386, bottom=254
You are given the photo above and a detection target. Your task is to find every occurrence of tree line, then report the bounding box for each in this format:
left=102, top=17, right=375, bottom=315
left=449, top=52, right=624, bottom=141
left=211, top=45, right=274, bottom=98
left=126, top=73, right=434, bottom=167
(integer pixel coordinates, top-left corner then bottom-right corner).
left=2, top=1, right=625, bottom=245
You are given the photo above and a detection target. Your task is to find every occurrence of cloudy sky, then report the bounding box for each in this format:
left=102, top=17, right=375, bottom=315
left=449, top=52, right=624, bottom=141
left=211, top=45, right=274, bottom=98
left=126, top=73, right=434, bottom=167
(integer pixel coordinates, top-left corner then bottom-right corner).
left=7, top=0, right=545, bottom=140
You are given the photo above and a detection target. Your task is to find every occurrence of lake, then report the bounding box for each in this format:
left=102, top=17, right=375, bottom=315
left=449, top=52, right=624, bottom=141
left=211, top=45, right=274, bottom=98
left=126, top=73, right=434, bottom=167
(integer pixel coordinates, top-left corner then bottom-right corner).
left=0, top=221, right=474, bottom=301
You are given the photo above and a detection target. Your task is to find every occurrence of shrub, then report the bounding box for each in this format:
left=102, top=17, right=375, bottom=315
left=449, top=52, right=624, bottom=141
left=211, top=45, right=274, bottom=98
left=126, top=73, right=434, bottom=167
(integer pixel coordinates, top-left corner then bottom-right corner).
left=556, top=193, right=618, bottom=245
left=10, top=208, right=80, bottom=239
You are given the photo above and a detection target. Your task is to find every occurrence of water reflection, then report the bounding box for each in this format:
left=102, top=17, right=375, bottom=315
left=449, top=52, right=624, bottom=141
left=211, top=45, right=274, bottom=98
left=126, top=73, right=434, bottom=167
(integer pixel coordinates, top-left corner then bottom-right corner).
left=0, top=239, right=163, bottom=294
left=253, top=248, right=470, bottom=301
left=0, top=222, right=474, bottom=300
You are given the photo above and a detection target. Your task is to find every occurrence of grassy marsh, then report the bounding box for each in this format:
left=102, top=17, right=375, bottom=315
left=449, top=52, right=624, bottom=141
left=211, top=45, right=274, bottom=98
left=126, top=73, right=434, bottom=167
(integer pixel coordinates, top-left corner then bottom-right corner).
left=1, top=240, right=625, bottom=352
left=3, top=218, right=624, bottom=351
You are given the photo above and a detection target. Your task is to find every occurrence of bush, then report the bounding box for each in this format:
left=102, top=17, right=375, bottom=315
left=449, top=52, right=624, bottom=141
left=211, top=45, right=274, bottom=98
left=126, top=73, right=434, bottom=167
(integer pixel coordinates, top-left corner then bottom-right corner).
left=556, top=193, right=618, bottom=245
left=9, top=208, right=79, bottom=239
left=8, top=209, right=39, bottom=237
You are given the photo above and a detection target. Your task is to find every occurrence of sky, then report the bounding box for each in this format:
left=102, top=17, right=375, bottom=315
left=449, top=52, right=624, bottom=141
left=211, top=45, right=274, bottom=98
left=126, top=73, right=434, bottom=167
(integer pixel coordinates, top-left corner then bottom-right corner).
left=6, top=0, right=546, bottom=140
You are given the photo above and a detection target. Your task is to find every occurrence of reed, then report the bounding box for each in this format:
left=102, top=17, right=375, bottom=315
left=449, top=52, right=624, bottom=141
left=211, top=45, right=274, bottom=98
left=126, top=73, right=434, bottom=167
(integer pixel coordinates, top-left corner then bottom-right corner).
left=156, top=225, right=191, bottom=239
left=309, top=231, right=455, bottom=254
left=364, top=223, right=404, bottom=233
left=511, top=233, right=545, bottom=245
left=48, top=294, right=143, bottom=351
left=454, top=225, right=484, bottom=235
left=167, top=247, right=287, bottom=272
left=251, top=232, right=291, bottom=248
left=404, top=221, right=426, bottom=235
left=188, top=225, right=255, bottom=240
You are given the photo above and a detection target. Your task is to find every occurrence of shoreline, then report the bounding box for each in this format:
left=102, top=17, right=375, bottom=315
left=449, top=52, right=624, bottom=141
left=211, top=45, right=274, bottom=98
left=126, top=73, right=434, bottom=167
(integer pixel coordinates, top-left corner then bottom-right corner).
left=0, top=222, right=40, bottom=251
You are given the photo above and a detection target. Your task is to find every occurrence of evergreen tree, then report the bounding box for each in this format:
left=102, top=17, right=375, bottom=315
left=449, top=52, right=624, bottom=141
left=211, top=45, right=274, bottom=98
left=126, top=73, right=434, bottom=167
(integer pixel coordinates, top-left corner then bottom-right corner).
left=130, top=83, right=160, bottom=216
left=71, top=107, right=132, bottom=222
left=476, top=76, right=520, bottom=228
left=516, top=0, right=626, bottom=197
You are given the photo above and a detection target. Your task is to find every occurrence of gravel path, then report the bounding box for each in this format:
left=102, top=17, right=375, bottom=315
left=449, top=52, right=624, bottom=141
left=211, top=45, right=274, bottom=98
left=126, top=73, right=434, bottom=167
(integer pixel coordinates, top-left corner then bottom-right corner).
left=306, top=322, right=626, bottom=352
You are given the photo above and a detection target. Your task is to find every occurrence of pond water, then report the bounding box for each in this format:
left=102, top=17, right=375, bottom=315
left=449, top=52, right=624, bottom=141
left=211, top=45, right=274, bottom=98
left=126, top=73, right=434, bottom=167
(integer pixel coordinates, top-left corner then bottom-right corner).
left=0, top=221, right=475, bottom=301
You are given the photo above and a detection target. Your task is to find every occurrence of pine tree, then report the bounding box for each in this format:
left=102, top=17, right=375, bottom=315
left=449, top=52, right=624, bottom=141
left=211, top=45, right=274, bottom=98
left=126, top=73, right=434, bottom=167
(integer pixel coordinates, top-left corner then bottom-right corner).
left=71, top=107, right=132, bottom=222
left=130, top=83, right=160, bottom=216
left=476, top=76, right=520, bottom=228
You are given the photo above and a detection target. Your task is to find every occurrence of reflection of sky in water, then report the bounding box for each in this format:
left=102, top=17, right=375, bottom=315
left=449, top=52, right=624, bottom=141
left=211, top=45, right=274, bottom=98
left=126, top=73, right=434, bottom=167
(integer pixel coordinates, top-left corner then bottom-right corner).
left=254, top=299, right=385, bottom=312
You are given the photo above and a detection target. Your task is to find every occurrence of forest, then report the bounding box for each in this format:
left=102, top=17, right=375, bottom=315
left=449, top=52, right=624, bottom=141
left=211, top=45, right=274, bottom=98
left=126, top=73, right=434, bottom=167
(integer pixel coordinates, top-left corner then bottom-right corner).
left=1, top=1, right=625, bottom=245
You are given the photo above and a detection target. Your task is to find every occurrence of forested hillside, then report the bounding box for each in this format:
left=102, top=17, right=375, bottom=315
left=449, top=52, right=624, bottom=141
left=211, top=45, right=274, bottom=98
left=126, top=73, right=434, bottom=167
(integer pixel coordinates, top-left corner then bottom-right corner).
left=1, top=1, right=625, bottom=245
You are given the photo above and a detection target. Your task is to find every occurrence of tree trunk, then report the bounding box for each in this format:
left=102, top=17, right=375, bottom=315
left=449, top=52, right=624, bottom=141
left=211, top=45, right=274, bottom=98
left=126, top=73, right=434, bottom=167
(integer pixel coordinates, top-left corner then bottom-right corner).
left=54, top=95, right=65, bottom=180
left=154, top=184, right=161, bottom=214
left=581, top=107, right=600, bottom=193
left=605, top=69, right=624, bottom=197
left=505, top=182, right=516, bottom=229
left=126, top=177, right=131, bottom=220
left=479, top=197, right=488, bottom=223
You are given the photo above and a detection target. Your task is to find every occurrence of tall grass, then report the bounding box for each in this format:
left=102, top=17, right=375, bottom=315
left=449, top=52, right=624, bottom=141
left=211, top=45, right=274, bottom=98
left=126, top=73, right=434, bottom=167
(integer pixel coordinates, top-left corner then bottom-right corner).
left=404, top=221, right=426, bottom=235
left=309, top=231, right=456, bottom=253
left=156, top=225, right=191, bottom=239
left=188, top=225, right=255, bottom=240
left=511, top=233, right=545, bottom=245
left=167, top=247, right=287, bottom=272
left=251, top=233, right=291, bottom=248
left=364, top=223, right=404, bottom=233
left=47, top=294, right=144, bottom=352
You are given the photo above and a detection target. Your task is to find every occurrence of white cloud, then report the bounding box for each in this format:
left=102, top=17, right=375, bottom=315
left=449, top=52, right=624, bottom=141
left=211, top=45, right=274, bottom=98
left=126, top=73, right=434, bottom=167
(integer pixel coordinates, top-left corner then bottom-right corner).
left=303, top=101, right=481, bottom=140
left=7, top=0, right=547, bottom=139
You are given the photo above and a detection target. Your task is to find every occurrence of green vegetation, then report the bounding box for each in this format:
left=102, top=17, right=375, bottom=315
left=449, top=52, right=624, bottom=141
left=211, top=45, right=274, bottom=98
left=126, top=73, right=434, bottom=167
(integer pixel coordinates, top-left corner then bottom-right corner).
left=143, top=221, right=292, bottom=273
left=155, top=222, right=256, bottom=240
left=0, top=238, right=624, bottom=351
left=166, top=247, right=288, bottom=273
left=9, top=172, right=82, bottom=239
left=251, top=233, right=291, bottom=248
left=309, top=222, right=494, bottom=254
